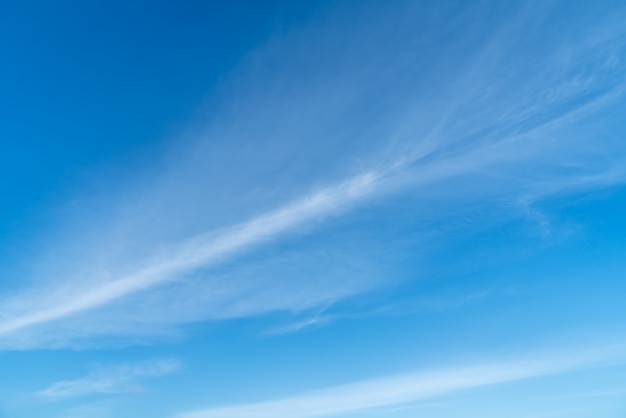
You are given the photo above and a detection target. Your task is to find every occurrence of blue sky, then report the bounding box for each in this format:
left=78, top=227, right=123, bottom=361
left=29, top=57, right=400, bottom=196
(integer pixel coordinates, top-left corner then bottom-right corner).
left=1, top=0, right=626, bottom=417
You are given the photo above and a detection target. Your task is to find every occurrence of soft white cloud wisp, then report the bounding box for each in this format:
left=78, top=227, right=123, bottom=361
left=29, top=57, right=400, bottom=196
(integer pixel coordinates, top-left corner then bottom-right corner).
left=37, top=358, right=181, bottom=400
left=177, top=346, right=625, bottom=418
left=0, top=1, right=625, bottom=349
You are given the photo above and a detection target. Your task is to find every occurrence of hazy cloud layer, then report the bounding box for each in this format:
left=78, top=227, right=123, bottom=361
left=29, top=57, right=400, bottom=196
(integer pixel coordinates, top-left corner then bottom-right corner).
left=177, top=345, right=626, bottom=418
left=38, top=359, right=181, bottom=400
left=0, top=1, right=625, bottom=349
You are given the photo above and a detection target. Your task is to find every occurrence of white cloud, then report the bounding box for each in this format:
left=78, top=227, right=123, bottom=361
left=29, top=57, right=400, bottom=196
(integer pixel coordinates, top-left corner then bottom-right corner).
left=0, top=172, right=380, bottom=337
left=0, top=1, right=625, bottom=349
left=177, top=346, right=625, bottom=418
left=37, top=358, right=181, bottom=400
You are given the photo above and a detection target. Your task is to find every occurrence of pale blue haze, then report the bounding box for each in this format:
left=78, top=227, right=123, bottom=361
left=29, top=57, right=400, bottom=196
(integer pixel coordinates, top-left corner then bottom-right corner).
left=1, top=1, right=626, bottom=417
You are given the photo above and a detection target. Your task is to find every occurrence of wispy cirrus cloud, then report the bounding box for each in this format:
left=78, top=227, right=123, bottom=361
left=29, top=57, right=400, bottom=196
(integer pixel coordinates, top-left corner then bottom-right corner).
left=37, top=358, right=181, bottom=400
left=0, top=172, right=380, bottom=336
left=176, top=345, right=626, bottom=418
left=0, top=1, right=626, bottom=350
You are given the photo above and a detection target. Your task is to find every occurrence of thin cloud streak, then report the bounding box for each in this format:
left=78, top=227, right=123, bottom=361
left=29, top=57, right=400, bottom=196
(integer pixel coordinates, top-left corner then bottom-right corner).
left=37, top=358, right=181, bottom=400
left=0, top=173, right=380, bottom=335
left=2, top=86, right=625, bottom=342
left=1, top=80, right=625, bottom=339
left=177, top=346, right=625, bottom=418
left=0, top=1, right=625, bottom=348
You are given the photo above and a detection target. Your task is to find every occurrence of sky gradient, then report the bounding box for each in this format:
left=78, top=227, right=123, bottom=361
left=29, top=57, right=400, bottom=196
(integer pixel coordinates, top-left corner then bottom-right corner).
left=1, top=1, right=626, bottom=417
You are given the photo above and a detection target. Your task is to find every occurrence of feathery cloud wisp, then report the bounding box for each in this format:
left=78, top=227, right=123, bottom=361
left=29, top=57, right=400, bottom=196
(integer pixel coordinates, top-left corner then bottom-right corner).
left=177, top=346, right=625, bottom=418
left=0, top=1, right=625, bottom=349
left=0, top=172, right=380, bottom=337
left=37, top=358, right=181, bottom=400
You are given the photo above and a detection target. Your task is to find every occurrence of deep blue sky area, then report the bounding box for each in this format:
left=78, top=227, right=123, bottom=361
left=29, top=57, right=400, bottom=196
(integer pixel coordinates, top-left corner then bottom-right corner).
left=0, top=0, right=326, bottom=235
left=1, top=1, right=626, bottom=418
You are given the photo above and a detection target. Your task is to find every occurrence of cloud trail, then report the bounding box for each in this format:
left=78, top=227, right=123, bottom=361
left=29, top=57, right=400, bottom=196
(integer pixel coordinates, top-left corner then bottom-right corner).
left=4, top=85, right=623, bottom=340
left=0, top=0, right=625, bottom=349
left=0, top=173, right=380, bottom=336
left=37, top=358, right=181, bottom=400
left=1, top=81, right=625, bottom=342
left=176, top=346, right=625, bottom=418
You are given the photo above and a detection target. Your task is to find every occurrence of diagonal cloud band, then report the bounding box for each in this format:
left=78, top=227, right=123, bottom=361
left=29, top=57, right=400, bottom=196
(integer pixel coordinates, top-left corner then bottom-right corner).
left=1, top=79, right=625, bottom=338
left=0, top=172, right=380, bottom=335
left=177, top=345, right=626, bottom=418
left=1, top=0, right=625, bottom=343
